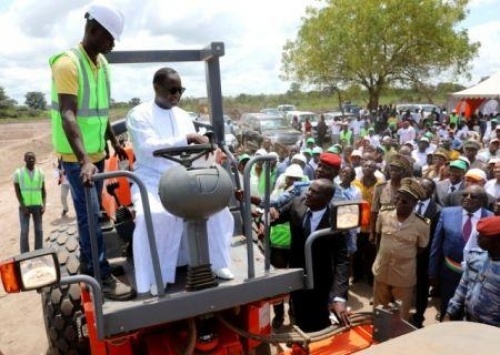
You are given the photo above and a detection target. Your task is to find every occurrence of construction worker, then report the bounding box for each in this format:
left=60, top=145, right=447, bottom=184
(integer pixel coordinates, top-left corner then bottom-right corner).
left=49, top=1, right=135, bottom=300
left=13, top=152, right=46, bottom=253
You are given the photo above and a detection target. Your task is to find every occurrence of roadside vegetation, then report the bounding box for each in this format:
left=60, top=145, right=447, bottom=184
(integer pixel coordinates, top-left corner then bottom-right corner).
left=0, top=81, right=467, bottom=123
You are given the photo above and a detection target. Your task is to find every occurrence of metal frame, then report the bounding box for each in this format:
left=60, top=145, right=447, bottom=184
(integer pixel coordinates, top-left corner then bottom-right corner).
left=74, top=43, right=306, bottom=340
left=107, top=42, right=226, bottom=145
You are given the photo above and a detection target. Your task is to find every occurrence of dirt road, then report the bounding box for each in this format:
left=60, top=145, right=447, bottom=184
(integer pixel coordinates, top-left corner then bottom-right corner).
left=0, top=120, right=59, bottom=355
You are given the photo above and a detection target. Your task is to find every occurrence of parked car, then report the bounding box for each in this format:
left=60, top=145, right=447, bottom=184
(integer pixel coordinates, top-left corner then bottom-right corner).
left=341, top=102, right=362, bottom=116
left=260, top=108, right=284, bottom=117
left=396, top=103, right=441, bottom=119
left=285, top=111, right=320, bottom=128
left=323, top=111, right=358, bottom=125
left=239, top=112, right=301, bottom=147
left=277, top=104, right=297, bottom=113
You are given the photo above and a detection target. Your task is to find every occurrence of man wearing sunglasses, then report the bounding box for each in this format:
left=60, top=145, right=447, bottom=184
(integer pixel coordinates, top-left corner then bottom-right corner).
left=127, top=67, right=234, bottom=296
left=429, top=185, right=493, bottom=321
left=372, top=178, right=430, bottom=320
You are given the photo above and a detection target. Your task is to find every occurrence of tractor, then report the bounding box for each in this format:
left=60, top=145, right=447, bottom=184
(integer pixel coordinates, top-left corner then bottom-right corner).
left=4, top=42, right=491, bottom=355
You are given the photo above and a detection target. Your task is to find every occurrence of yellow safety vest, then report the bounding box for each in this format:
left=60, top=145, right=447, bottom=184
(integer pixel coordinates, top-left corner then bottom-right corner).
left=50, top=47, right=111, bottom=155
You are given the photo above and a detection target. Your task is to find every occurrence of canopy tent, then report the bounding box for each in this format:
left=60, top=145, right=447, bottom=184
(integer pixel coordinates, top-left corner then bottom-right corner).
left=449, top=71, right=500, bottom=117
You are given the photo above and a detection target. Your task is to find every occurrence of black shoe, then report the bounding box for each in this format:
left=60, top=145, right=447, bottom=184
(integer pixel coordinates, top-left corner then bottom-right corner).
left=110, top=264, right=125, bottom=277
left=409, top=314, right=423, bottom=329
left=272, top=316, right=284, bottom=329
left=101, top=275, right=136, bottom=301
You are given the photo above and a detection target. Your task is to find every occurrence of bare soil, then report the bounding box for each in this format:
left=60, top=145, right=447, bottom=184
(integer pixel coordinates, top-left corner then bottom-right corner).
left=0, top=119, right=64, bottom=355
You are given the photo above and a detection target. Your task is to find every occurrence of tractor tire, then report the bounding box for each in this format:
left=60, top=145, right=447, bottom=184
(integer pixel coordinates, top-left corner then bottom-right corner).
left=41, top=224, right=90, bottom=355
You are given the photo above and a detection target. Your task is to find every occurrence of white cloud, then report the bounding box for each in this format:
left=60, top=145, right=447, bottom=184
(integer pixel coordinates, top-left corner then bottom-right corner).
left=0, top=0, right=316, bottom=104
left=466, top=20, right=500, bottom=84
left=0, top=0, right=498, bottom=104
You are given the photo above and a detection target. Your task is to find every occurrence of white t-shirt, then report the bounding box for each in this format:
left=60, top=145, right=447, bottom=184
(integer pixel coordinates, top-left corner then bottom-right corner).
left=398, top=126, right=416, bottom=144
left=330, top=121, right=341, bottom=135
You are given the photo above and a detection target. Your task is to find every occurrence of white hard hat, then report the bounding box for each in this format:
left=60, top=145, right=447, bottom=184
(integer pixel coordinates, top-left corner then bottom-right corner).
left=86, top=2, right=124, bottom=41
left=284, top=164, right=304, bottom=179
left=291, top=153, right=307, bottom=164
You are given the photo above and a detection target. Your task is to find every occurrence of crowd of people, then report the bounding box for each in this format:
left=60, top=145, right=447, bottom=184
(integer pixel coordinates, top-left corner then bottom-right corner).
left=14, top=1, right=499, bottom=341
left=232, top=103, right=500, bottom=330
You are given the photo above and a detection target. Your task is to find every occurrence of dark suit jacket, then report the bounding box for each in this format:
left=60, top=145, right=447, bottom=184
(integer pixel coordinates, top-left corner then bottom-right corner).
left=418, top=200, right=441, bottom=264
left=274, top=196, right=350, bottom=331
left=434, top=180, right=464, bottom=206
left=423, top=200, right=441, bottom=241
left=277, top=196, right=349, bottom=298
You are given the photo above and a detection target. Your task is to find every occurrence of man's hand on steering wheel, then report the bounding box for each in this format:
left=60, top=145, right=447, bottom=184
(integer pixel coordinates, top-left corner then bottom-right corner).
left=187, top=133, right=209, bottom=144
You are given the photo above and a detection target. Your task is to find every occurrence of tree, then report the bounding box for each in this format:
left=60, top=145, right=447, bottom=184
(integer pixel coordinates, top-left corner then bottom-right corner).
left=129, top=97, right=141, bottom=106
left=281, top=0, right=479, bottom=109
left=25, top=91, right=47, bottom=110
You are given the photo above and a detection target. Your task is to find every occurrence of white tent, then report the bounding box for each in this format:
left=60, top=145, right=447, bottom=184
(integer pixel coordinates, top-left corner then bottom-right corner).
left=451, top=71, right=500, bottom=99
left=449, top=72, right=500, bottom=116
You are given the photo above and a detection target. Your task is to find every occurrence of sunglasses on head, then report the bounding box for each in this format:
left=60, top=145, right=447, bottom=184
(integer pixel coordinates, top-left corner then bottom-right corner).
left=167, top=87, right=186, bottom=95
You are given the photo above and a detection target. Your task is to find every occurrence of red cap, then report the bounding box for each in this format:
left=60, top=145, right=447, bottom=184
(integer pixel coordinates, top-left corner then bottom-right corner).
left=319, top=152, right=341, bottom=168
left=477, top=216, right=500, bottom=237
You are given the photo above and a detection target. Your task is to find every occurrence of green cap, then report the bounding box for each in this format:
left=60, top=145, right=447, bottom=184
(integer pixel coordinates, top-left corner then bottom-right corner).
left=238, top=154, right=251, bottom=164
left=306, top=137, right=315, bottom=144
left=303, top=148, right=313, bottom=155
left=327, top=145, right=342, bottom=154
left=449, top=159, right=467, bottom=171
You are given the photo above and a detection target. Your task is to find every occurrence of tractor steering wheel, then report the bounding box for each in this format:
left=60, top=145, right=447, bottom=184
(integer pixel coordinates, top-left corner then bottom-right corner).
left=152, top=143, right=218, bottom=167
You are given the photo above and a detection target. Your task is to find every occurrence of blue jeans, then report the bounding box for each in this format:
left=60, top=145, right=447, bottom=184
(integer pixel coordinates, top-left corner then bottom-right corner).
left=63, top=160, right=110, bottom=278
left=19, top=206, right=43, bottom=253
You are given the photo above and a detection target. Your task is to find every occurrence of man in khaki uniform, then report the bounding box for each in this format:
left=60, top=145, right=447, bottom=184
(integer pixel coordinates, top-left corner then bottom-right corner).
left=372, top=178, right=430, bottom=320
left=370, top=154, right=413, bottom=243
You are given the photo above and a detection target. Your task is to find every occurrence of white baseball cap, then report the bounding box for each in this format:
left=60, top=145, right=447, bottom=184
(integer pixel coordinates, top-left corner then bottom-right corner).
left=351, top=149, right=362, bottom=157
left=284, top=164, right=304, bottom=179
left=291, top=153, right=307, bottom=164
left=86, top=2, right=125, bottom=41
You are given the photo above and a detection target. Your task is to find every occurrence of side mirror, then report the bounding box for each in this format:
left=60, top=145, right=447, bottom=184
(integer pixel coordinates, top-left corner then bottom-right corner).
left=0, top=249, right=60, bottom=293
left=330, top=201, right=370, bottom=231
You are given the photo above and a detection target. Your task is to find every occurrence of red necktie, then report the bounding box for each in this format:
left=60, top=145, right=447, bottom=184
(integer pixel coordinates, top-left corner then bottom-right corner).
left=462, top=213, right=472, bottom=243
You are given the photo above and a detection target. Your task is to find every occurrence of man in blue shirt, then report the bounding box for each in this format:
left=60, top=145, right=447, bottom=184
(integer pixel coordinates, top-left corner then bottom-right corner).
left=444, top=216, right=500, bottom=326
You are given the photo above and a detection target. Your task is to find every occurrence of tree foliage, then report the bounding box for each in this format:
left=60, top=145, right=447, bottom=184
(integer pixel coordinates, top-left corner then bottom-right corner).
left=129, top=97, right=141, bottom=106
left=25, top=91, right=47, bottom=110
left=281, top=0, right=479, bottom=109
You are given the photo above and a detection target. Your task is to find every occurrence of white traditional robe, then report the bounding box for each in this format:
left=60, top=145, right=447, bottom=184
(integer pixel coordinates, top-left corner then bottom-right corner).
left=127, top=101, right=233, bottom=294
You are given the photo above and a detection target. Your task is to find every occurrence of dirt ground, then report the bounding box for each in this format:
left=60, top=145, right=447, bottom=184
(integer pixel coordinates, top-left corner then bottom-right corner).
left=0, top=119, right=439, bottom=355
left=0, top=119, right=63, bottom=355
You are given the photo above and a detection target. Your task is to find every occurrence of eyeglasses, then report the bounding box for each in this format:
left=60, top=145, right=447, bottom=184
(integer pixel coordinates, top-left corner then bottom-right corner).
left=167, top=87, right=186, bottom=95
left=461, top=192, right=481, bottom=199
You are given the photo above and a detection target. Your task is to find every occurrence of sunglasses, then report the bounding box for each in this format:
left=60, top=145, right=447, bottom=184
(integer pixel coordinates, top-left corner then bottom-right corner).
left=461, top=192, right=481, bottom=199
left=167, top=87, right=186, bottom=95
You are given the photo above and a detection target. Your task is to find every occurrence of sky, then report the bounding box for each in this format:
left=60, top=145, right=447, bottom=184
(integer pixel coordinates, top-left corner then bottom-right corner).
left=1, top=0, right=500, bottom=105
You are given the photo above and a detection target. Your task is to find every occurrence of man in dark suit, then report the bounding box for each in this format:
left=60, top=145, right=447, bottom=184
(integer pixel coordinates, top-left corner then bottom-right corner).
left=410, top=178, right=441, bottom=328
left=272, top=178, right=350, bottom=332
left=442, top=168, right=495, bottom=209
left=434, top=159, right=466, bottom=206
left=429, top=185, right=493, bottom=320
